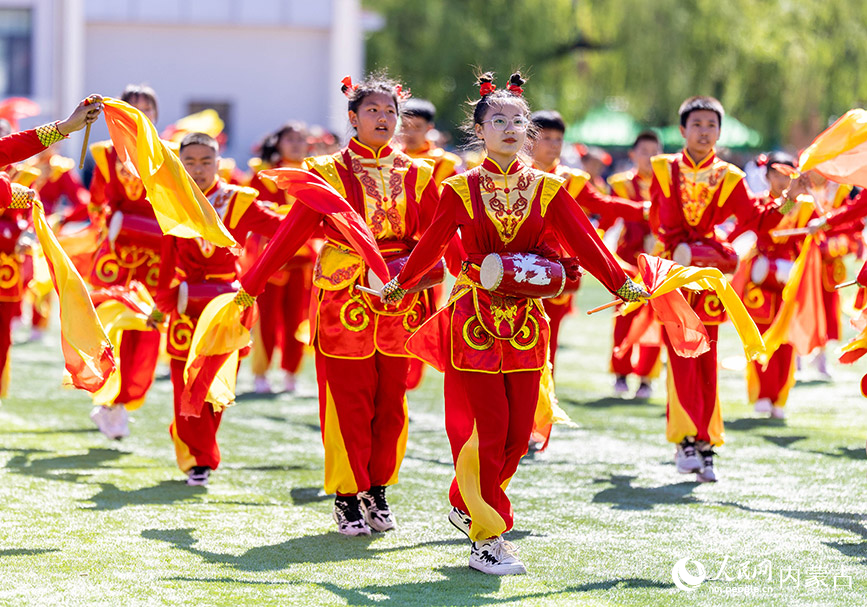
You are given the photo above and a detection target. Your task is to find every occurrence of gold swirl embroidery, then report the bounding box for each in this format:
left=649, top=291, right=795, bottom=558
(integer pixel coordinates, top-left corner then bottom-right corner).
left=144, top=261, right=160, bottom=288
left=314, top=262, right=361, bottom=286
left=169, top=316, right=195, bottom=352
left=703, top=294, right=723, bottom=317
left=0, top=254, right=19, bottom=289
left=744, top=286, right=765, bottom=310
left=95, top=253, right=121, bottom=284
left=509, top=314, right=539, bottom=351
left=340, top=292, right=371, bottom=332
left=402, top=297, right=426, bottom=332
left=115, top=244, right=156, bottom=269
left=462, top=316, right=494, bottom=351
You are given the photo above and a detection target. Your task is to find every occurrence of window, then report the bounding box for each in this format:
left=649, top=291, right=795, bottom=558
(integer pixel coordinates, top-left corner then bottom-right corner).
left=0, top=8, right=32, bottom=96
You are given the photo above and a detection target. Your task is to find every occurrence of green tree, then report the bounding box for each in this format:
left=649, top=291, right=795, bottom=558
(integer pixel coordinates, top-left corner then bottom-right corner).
left=364, top=0, right=867, bottom=149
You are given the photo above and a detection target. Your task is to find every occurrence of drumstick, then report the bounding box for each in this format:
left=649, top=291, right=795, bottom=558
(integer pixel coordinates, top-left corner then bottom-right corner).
left=354, top=285, right=382, bottom=298
left=835, top=279, right=859, bottom=290
left=78, top=96, right=96, bottom=170
left=771, top=227, right=811, bottom=238
left=586, top=299, right=621, bottom=315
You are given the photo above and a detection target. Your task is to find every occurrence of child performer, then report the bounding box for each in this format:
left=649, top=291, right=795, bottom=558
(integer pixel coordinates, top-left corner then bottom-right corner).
left=607, top=131, right=664, bottom=398
left=247, top=121, right=316, bottom=394
left=739, top=152, right=812, bottom=419
left=399, top=98, right=462, bottom=187
left=380, top=72, right=647, bottom=575
left=87, top=84, right=165, bottom=439
left=649, top=97, right=799, bottom=482
left=235, top=74, right=440, bottom=535
left=153, top=133, right=282, bottom=486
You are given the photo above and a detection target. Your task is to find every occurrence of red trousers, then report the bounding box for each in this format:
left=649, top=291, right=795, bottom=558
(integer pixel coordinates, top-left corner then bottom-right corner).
left=746, top=319, right=795, bottom=407
left=315, top=350, right=409, bottom=496
left=610, top=308, right=661, bottom=377
left=255, top=269, right=308, bottom=374
left=169, top=357, right=223, bottom=471
left=663, top=323, right=724, bottom=445
left=822, top=288, right=841, bottom=342
left=445, top=364, right=540, bottom=541
left=115, top=329, right=161, bottom=408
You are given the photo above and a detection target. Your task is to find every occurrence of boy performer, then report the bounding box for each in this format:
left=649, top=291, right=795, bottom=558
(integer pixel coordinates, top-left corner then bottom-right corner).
left=649, top=96, right=796, bottom=482
left=399, top=98, right=462, bottom=188
left=87, top=84, right=166, bottom=439
left=607, top=131, right=664, bottom=398
left=153, top=133, right=282, bottom=486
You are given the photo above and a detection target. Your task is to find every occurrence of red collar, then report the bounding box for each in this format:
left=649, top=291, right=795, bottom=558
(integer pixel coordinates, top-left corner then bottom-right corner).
left=531, top=159, right=559, bottom=174
left=348, top=137, right=393, bottom=160
left=202, top=178, right=222, bottom=197
left=482, top=156, right=522, bottom=175
left=681, top=149, right=716, bottom=170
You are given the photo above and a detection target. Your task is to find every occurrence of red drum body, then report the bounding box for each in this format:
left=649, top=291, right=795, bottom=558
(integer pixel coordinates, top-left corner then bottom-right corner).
left=367, top=255, right=445, bottom=294
left=177, top=280, right=240, bottom=317
left=672, top=241, right=738, bottom=274
left=479, top=253, right=566, bottom=299
left=749, top=256, right=793, bottom=291
left=108, top=211, right=163, bottom=251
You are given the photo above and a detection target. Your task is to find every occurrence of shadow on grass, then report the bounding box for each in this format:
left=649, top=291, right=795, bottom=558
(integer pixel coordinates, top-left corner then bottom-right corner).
left=317, top=568, right=669, bottom=606
left=0, top=427, right=97, bottom=435
left=5, top=447, right=126, bottom=483
left=0, top=548, right=59, bottom=557
left=289, top=486, right=330, bottom=505
left=760, top=434, right=808, bottom=449
left=84, top=480, right=207, bottom=510
left=725, top=418, right=786, bottom=431
left=592, top=474, right=698, bottom=510
left=234, top=391, right=282, bottom=402
left=561, top=397, right=654, bottom=410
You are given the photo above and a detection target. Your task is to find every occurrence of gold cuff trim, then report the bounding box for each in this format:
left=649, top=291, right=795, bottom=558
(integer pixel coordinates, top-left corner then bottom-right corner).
left=36, top=122, right=66, bottom=147
left=234, top=288, right=256, bottom=309
left=9, top=183, right=33, bottom=209
left=616, top=278, right=645, bottom=302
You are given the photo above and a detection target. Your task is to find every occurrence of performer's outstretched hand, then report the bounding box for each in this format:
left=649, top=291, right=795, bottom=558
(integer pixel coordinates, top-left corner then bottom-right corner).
left=57, top=95, right=104, bottom=136
left=806, top=216, right=828, bottom=234
left=381, top=277, right=407, bottom=303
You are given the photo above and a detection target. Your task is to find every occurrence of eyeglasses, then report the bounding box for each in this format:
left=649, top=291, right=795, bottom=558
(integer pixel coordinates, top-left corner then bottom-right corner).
left=481, top=116, right=528, bottom=132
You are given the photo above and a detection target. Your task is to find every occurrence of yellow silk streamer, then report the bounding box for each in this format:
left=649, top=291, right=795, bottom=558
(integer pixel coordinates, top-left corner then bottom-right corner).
left=622, top=263, right=766, bottom=362
left=102, top=98, right=237, bottom=248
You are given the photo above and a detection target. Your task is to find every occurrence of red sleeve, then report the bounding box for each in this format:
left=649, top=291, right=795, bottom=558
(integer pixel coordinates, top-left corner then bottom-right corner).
left=239, top=202, right=323, bottom=296
left=546, top=187, right=628, bottom=294
left=825, top=189, right=867, bottom=228
left=722, top=179, right=784, bottom=234
left=575, top=182, right=645, bottom=228
left=0, top=129, right=52, bottom=166
left=396, top=182, right=460, bottom=289
left=154, top=236, right=179, bottom=314
left=248, top=172, right=283, bottom=204
left=233, top=200, right=283, bottom=240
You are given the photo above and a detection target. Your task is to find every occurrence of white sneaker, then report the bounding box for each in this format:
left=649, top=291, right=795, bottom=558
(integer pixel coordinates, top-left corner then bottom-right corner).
left=333, top=496, right=371, bottom=536
left=186, top=466, right=211, bottom=486
left=90, top=405, right=129, bottom=440
left=358, top=486, right=396, bottom=532
left=695, top=441, right=717, bottom=483
left=634, top=381, right=652, bottom=399
left=253, top=375, right=271, bottom=394
left=770, top=406, right=786, bottom=420
left=754, top=398, right=773, bottom=415
left=469, top=537, right=527, bottom=575
left=675, top=438, right=702, bottom=473
left=284, top=372, right=297, bottom=394
left=448, top=507, right=472, bottom=538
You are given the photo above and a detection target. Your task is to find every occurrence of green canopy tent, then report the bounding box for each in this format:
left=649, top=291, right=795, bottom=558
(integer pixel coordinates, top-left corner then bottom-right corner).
left=564, top=106, right=642, bottom=147
left=655, top=115, right=763, bottom=150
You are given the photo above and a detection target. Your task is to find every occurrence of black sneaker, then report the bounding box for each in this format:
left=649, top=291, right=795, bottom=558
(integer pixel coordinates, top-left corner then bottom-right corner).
left=358, top=485, right=395, bottom=532
left=333, top=495, right=371, bottom=536
left=186, top=466, right=211, bottom=486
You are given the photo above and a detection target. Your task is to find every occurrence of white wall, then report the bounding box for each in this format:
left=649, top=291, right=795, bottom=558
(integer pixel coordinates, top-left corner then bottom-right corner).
left=82, top=22, right=333, bottom=162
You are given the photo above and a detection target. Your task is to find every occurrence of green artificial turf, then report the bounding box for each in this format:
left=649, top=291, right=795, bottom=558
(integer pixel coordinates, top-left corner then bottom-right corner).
left=1, top=278, right=866, bottom=606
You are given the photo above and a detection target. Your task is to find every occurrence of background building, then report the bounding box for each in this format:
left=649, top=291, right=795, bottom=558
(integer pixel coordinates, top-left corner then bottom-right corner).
left=0, top=0, right=366, bottom=163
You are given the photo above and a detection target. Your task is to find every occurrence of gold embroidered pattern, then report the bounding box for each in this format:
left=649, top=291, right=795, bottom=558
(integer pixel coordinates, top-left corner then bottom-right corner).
left=462, top=316, right=494, bottom=351
left=509, top=314, right=539, bottom=351
left=169, top=316, right=195, bottom=352
left=480, top=164, right=537, bottom=243
left=0, top=253, right=19, bottom=289
left=350, top=150, right=407, bottom=239
left=36, top=122, right=65, bottom=147
left=490, top=293, right=519, bottom=334
left=314, top=262, right=361, bottom=287
left=678, top=158, right=727, bottom=226
left=340, top=291, right=371, bottom=332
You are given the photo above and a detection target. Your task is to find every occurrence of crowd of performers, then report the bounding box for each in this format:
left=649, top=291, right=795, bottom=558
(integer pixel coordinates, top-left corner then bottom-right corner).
left=3, top=71, right=867, bottom=577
